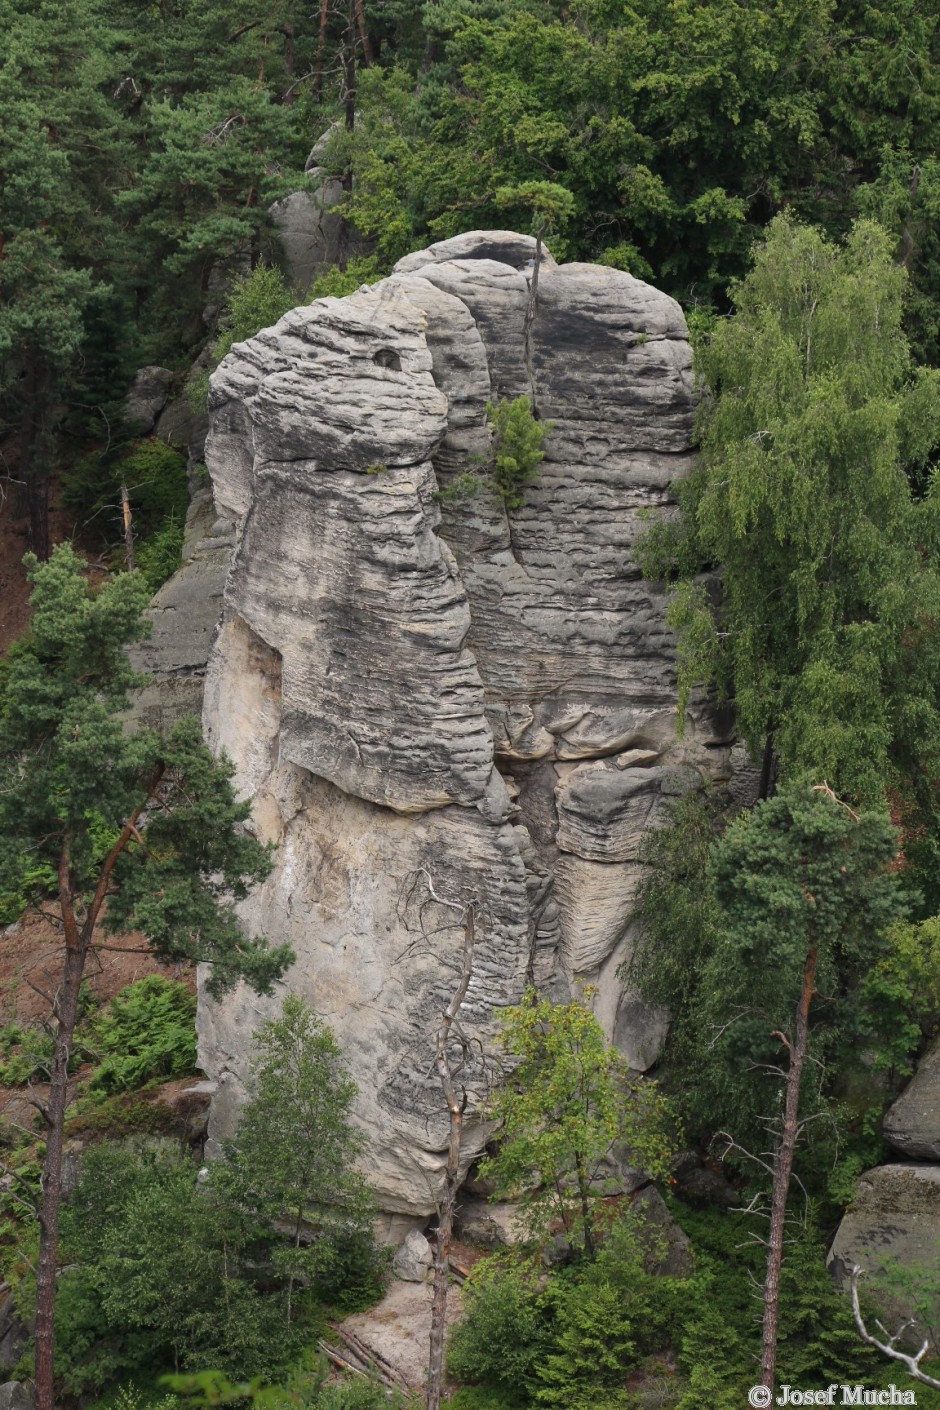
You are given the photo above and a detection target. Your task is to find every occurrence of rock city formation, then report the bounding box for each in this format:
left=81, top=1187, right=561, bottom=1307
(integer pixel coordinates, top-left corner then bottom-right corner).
left=149, top=231, right=739, bottom=1219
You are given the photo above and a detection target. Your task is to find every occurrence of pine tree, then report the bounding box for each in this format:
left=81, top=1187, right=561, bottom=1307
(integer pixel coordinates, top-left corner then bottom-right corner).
left=0, top=545, right=293, bottom=1410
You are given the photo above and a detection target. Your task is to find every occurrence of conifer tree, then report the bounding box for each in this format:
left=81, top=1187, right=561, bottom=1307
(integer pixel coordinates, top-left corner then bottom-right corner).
left=0, top=545, right=292, bottom=1410
left=705, top=782, right=903, bottom=1391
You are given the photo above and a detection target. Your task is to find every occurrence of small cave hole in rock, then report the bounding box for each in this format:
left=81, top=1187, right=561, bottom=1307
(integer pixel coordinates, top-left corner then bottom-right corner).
left=373, top=348, right=402, bottom=371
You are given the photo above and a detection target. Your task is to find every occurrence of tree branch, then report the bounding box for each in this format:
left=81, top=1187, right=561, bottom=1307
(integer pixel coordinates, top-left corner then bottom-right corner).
left=849, top=1264, right=940, bottom=1389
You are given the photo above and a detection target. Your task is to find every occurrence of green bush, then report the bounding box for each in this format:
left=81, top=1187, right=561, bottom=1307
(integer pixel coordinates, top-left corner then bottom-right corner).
left=90, top=977, right=197, bottom=1094
left=58, top=1143, right=307, bottom=1395
left=446, top=1391, right=528, bottom=1410
left=485, top=396, right=552, bottom=511
left=447, top=1257, right=553, bottom=1398
left=0, top=1021, right=56, bottom=1085
left=189, top=265, right=296, bottom=408
left=135, top=515, right=186, bottom=594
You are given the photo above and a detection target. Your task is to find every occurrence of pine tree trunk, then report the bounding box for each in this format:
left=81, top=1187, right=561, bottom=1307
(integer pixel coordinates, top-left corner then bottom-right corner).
left=336, top=0, right=357, bottom=273
left=34, top=938, right=87, bottom=1410
left=314, top=0, right=328, bottom=100
left=760, top=941, right=818, bottom=1390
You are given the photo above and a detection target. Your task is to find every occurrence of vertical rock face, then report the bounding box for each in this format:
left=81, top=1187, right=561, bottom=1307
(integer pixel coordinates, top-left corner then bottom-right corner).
left=197, top=232, right=733, bottom=1215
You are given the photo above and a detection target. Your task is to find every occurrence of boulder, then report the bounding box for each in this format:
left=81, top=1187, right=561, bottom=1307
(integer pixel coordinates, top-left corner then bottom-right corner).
left=270, top=185, right=370, bottom=294
left=184, top=232, right=748, bottom=1216
left=0, top=1384, right=33, bottom=1410
left=829, top=1164, right=940, bottom=1342
left=392, top=1229, right=433, bottom=1282
left=631, top=1185, right=694, bottom=1278
left=154, top=392, right=209, bottom=463
left=455, top=1197, right=525, bottom=1249
left=125, top=365, right=172, bottom=433
left=883, top=1039, right=940, bottom=1160
left=128, top=489, right=233, bottom=732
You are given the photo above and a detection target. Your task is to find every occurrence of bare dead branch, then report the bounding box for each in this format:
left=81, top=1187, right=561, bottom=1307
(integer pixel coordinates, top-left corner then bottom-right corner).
left=849, top=1265, right=940, bottom=1389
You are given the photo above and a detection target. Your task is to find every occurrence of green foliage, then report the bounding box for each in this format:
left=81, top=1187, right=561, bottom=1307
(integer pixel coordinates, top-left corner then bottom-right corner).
left=57, top=1143, right=309, bottom=1394
left=446, top=1391, right=526, bottom=1410
left=63, top=439, right=189, bottom=541
left=190, top=266, right=297, bottom=409
left=449, top=1217, right=686, bottom=1408
left=632, top=781, right=906, bottom=1164
left=534, top=1221, right=685, bottom=1409
left=479, top=990, right=675, bottom=1257
left=652, top=217, right=940, bottom=878
left=165, top=1367, right=420, bottom=1408
left=627, top=788, right=725, bottom=1088
left=860, top=915, right=940, bottom=1076
left=0, top=544, right=292, bottom=997
left=220, top=995, right=382, bottom=1319
left=136, top=516, right=186, bottom=594
left=307, top=258, right=384, bottom=302
left=484, top=397, right=553, bottom=511
left=61, top=437, right=189, bottom=589
left=0, top=1021, right=55, bottom=1086
left=447, top=1258, right=553, bottom=1397
left=89, top=977, right=197, bottom=1095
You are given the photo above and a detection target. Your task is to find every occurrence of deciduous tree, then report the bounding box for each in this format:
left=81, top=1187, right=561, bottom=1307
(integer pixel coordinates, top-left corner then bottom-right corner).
left=479, top=989, right=674, bottom=1261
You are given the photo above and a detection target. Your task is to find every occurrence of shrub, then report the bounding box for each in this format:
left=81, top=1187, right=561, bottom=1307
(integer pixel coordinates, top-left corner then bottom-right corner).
left=189, top=265, right=296, bottom=407
left=136, top=514, right=186, bottom=593
left=58, top=1143, right=306, bottom=1395
left=447, top=1257, right=554, bottom=1397
left=89, top=977, right=197, bottom=1094
left=485, top=396, right=552, bottom=511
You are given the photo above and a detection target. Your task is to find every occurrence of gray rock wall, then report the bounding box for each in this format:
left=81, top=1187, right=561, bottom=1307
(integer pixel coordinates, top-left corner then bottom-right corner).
left=194, top=231, right=735, bottom=1215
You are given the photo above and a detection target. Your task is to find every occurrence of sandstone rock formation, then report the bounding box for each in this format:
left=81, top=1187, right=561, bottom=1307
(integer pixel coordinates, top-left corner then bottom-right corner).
left=883, top=1038, right=940, bottom=1160
left=193, top=231, right=736, bottom=1216
left=125, top=365, right=173, bottom=434
left=829, top=1165, right=940, bottom=1342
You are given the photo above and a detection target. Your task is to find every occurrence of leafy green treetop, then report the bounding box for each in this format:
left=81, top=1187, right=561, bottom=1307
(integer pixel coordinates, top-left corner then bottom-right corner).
left=647, top=217, right=940, bottom=868
left=0, top=543, right=292, bottom=1410
left=479, top=989, right=675, bottom=1261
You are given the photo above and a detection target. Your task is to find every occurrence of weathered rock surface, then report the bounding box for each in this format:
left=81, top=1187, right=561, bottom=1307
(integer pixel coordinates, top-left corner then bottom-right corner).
left=339, top=1280, right=463, bottom=1390
left=392, top=1229, right=433, bottom=1282
left=631, top=1185, right=694, bottom=1278
left=455, top=1197, right=525, bottom=1249
left=190, top=231, right=738, bottom=1216
left=129, top=489, right=233, bottom=732
left=0, top=1287, right=27, bottom=1374
left=271, top=184, right=371, bottom=294
left=883, top=1039, right=940, bottom=1160
left=829, top=1164, right=940, bottom=1340
left=125, top=365, right=172, bottom=433
left=0, top=1382, right=33, bottom=1410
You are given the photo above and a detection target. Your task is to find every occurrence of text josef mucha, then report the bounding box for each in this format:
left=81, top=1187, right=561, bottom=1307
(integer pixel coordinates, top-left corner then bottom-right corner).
left=749, top=1385, right=919, bottom=1406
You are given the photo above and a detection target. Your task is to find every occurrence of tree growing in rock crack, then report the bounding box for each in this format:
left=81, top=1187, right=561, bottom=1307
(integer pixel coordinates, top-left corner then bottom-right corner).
left=0, top=544, right=293, bottom=1410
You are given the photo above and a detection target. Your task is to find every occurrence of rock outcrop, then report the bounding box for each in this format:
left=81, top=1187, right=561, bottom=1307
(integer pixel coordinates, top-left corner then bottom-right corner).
left=829, top=1043, right=940, bottom=1335
left=829, top=1165, right=940, bottom=1342
left=191, top=231, right=736, bottom=1216
left=883, top=1039, right=940, bottom=1161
